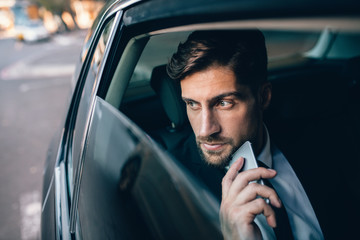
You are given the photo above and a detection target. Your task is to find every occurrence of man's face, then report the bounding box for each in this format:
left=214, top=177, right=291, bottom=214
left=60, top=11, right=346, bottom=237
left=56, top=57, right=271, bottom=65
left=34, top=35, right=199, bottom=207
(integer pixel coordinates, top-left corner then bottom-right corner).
left=181, top=66, right=264, bottom=167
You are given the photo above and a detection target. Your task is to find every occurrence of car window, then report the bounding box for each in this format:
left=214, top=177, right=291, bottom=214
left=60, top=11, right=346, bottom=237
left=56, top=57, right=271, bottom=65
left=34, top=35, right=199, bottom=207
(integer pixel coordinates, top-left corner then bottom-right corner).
left=68, top=16, right=116, bottom=197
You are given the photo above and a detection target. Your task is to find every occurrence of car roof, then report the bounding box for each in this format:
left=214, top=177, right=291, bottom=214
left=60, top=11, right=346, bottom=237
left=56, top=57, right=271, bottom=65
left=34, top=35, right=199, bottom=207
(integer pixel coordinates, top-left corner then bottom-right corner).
left=122, top=0, right=360, bottom=27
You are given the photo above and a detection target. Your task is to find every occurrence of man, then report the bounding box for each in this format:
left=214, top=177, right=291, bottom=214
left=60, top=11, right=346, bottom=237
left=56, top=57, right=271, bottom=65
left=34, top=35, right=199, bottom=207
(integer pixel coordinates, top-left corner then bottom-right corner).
left=166, top=30, right=323, bottom=239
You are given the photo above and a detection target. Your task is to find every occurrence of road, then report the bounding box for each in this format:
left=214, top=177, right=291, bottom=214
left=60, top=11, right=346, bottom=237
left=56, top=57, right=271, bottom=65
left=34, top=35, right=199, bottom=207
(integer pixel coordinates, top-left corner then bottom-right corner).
left=0, top=30, right=86, bottom=240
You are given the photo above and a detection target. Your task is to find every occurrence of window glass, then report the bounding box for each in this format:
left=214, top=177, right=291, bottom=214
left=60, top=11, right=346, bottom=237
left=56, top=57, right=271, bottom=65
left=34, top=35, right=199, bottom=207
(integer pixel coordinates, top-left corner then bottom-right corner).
left=77, top=98, right=156, bottom=239
left=80, top=0, right=117, bottom=61
left=91, top=22, right=113, bottom=73
left=68, top=16, right=115, bottom=196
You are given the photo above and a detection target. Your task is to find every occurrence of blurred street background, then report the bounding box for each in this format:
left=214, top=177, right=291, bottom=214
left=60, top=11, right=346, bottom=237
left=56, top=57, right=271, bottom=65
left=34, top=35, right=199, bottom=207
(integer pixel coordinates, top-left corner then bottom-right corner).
left=0, top=0, right=107, bottom=239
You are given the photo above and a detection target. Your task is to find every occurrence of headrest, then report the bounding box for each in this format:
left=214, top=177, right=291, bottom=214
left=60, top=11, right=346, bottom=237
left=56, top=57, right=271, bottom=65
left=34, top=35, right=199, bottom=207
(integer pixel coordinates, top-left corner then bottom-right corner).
left=150, top=65, right=188, bottom=129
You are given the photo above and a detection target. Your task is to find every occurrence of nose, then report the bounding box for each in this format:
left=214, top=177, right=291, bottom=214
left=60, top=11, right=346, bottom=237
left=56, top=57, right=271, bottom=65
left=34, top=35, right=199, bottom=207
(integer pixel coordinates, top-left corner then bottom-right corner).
left=199, top=108, right=221, bottom=137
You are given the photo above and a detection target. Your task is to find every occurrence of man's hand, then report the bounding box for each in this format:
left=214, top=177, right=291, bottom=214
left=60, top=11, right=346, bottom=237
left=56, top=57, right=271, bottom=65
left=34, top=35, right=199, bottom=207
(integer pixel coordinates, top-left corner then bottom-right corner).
left=220, top=157, right=282, bottom=240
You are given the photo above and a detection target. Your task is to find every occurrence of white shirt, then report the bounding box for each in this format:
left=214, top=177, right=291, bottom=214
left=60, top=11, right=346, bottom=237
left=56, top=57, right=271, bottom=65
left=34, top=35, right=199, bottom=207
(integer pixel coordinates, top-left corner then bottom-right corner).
left=254, top=126, right=324, bottom=240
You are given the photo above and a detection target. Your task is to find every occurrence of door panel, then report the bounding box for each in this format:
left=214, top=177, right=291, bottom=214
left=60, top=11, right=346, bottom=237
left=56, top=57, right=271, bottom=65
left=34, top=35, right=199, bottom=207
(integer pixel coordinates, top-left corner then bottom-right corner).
left=77, top=97, right=221, bottom=239
left=77, top=97, right=151, bottom=239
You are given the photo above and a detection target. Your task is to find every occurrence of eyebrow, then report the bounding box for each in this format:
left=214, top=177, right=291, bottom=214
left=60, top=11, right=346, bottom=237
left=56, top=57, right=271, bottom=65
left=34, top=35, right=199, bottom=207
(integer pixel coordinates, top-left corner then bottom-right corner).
left=182, top=91, right=245, bottom=104
left=182, top=97, right=199, bottom=104
left=212, top=92, right=245, bottom=101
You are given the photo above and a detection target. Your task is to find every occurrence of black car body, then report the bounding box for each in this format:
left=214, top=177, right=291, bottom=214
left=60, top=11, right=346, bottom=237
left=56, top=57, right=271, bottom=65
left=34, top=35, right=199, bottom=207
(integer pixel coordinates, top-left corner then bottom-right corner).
left=41, top=0, right=360, bottom=239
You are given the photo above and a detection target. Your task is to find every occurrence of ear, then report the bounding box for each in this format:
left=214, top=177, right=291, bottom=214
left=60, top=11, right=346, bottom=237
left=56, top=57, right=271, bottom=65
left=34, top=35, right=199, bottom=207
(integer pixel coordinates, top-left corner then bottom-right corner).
left=258, top=82, right=272, bottom=110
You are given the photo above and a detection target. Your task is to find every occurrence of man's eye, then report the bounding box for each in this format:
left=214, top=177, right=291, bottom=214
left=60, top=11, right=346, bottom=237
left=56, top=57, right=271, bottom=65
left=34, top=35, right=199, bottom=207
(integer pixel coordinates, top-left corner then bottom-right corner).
left=186, top=101, right=200, bottom=110
left=217, top=100, right=233, bottom=109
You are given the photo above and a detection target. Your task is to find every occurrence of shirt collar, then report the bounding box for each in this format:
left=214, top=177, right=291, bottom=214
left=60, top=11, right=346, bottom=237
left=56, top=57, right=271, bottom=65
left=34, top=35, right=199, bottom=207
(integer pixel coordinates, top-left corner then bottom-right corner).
left=257, top=125, right=272, bottom=168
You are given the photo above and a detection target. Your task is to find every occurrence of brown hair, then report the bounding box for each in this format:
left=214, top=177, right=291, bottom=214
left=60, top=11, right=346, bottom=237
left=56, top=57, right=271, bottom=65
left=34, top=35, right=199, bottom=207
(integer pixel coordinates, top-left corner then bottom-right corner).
left=167, top=30, right=268, bottom=93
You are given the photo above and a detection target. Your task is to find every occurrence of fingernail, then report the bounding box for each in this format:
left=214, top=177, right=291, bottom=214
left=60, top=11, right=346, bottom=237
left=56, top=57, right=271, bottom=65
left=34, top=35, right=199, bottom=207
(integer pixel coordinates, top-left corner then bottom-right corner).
left=272, top=197, right=282, bottom=209
left=267, top=168, right=276, bottom=173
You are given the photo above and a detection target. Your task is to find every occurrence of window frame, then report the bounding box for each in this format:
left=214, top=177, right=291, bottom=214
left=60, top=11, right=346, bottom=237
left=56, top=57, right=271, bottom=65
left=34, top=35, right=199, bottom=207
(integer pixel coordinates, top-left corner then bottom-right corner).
left=62, top=2, right=147, bottom=237
left=68, top=14, right=117, bottom=197
left=66, top=10, right=123, bottom=237
left=67, top=11, right=120, bottom=195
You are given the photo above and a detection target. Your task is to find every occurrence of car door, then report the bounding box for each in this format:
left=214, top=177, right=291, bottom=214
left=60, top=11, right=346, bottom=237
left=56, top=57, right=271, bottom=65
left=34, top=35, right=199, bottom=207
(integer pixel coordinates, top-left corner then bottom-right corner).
left=68, top=3, right=221, bottom=240
left=74, top=95, right=221, bottom=239
left=52, top=9, right=120, bottom=240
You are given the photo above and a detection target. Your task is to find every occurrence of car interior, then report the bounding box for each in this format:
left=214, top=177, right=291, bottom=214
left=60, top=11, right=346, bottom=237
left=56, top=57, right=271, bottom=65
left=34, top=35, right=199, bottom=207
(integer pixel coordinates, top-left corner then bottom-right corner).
left=102, top=22, right=360, bottom=238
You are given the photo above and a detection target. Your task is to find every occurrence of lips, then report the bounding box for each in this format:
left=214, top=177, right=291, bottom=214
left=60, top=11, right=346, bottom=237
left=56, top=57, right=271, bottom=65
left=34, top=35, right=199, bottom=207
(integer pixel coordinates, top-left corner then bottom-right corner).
left=202, top=142, right=225, bottom=151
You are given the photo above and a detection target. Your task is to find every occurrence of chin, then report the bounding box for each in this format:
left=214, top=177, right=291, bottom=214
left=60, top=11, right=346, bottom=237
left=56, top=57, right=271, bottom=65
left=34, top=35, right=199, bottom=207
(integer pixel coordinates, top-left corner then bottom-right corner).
left=197, top=144, right=234, bottom=168
left=201, top=151, right=231, bottom=168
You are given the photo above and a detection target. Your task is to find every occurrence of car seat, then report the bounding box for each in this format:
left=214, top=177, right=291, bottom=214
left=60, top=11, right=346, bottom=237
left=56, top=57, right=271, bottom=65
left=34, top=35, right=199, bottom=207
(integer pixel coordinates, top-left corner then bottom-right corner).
left=149, top=65, right=192, bottom=151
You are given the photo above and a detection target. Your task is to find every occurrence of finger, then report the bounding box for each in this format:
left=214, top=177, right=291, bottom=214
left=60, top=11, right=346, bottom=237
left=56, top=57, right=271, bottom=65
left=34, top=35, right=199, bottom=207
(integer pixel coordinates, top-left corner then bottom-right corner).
left=227, top=167, right=277, bottom=200
left=230, top=198, right=277, bottom=228
left=233, top=182, right=282, bottom=209
left=255, top=198, right=278, bottom=228
left=249, top=198, right=277, bottom=228
left=222, top=157, right=244, bottom=198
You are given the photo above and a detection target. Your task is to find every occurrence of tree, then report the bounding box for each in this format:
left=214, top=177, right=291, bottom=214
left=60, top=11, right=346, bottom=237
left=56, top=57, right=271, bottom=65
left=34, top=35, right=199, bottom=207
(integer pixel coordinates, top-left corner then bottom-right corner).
left=31, top=0, right=78, bottom=30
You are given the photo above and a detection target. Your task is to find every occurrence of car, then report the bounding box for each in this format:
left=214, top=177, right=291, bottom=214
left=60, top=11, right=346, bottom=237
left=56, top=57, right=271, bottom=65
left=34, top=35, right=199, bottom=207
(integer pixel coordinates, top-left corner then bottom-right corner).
left=14, top=20, right=50, bottom=42
left=41, top=0, right=360, bottom=239
left=11, top=3, right=50, bottom=42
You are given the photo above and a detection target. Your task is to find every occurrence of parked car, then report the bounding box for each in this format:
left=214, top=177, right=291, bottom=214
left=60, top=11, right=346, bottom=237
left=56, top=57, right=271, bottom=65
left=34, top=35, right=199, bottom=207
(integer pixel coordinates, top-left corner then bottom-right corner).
left=41, top=0, right=360, bottom=239
left=14, top=20, right=50, bottom=42
left=11, top=3, right=50, bottom=42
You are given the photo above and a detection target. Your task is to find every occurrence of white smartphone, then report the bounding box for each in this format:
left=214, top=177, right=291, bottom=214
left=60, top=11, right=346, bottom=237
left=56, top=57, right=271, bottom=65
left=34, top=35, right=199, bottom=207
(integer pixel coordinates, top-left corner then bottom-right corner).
left=228, top=141, right=265, bottom=186
left=227, top=141, right=270, bottom=204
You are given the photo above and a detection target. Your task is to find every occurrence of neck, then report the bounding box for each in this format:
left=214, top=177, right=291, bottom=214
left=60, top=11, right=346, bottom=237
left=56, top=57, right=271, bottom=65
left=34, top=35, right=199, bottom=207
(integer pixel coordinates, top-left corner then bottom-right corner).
left=253, top=123, right=265, bottom=157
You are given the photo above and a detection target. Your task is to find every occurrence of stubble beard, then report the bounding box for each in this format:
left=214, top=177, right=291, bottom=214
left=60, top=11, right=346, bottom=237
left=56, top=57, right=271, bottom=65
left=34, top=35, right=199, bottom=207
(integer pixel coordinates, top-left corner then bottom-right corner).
left=196, top=136, right=239, bottom=168
left=196, top=131, right=259, bottom=168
